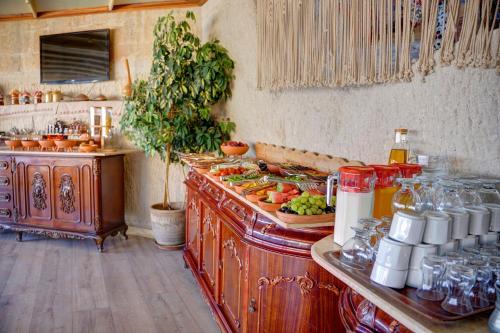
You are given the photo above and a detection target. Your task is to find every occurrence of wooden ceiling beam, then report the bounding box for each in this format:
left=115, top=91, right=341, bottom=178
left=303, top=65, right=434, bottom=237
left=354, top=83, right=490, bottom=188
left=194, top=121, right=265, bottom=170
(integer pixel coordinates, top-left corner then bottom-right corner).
left=25, top=0, right=37, bottom=18
left=0, top=0, right=207, bottom=22
left=108, top=0, right=115, bottom=11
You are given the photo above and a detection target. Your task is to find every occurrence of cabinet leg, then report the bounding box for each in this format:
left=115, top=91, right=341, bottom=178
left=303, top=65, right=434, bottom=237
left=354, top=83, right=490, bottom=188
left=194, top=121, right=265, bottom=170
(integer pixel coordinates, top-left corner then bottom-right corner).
left=95, top=237, right=105, bottom=253
left=16, top=231, right=23, bottom=242
left=121, top=226, right=128, bottom=240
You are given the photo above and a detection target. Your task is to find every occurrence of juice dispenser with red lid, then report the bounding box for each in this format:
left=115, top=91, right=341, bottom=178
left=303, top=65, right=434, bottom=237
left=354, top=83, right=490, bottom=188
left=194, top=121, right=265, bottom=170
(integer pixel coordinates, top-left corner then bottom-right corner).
left=327, top=166, right=376, bottom=246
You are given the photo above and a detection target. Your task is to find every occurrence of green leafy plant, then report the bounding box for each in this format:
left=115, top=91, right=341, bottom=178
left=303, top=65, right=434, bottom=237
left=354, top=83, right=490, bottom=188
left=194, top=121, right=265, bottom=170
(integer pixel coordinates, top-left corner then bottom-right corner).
left=121, top=11, right=235, bottom=210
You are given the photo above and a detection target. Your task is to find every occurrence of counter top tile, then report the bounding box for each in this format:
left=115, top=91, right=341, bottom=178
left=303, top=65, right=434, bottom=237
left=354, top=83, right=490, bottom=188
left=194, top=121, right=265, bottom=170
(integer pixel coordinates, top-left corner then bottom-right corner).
left=311, top=235, right=490, bottom=333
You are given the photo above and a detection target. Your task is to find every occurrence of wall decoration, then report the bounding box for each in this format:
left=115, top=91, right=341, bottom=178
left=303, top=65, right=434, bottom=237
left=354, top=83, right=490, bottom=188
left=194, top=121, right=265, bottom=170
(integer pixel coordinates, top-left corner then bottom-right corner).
left=257, top=0, right=499, bottom=90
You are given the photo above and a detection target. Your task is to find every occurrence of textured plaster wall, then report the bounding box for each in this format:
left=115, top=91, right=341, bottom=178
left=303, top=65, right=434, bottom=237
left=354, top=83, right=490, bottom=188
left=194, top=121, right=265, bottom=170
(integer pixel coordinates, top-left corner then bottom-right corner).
left=0, top=9, right=199, bottom=229
left=202, top=0, right=500, bottom=177
left=0, top=8, right=201, bottom=99
left=0, top=3, right=499, bottom=230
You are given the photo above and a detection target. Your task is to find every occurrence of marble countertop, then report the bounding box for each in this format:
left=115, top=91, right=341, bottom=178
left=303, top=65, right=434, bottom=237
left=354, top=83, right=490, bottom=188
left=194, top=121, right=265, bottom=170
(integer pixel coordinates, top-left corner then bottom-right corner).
left=311, top=235, right=490, bottom=333
left=0, top=147, right=137, bottom=157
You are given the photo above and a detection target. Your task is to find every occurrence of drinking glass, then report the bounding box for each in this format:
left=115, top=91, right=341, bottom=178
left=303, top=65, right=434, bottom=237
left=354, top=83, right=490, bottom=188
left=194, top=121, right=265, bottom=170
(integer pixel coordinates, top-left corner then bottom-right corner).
left=487, top=256, right=500, bottom=304
left=416, top=176, right=436, bottom=212
left=358, top=217, right=381, bottom=249
left=435, top=180, right=464, bottom=211
left=441, top=264, right=476, bottom=315
left=468, top=259, right=491, bottom=309
left=392, top=178, right=422, bottom=214
left=458, top=179, right=483, bottom=206
left=340, top=227, right=374, bottom=270
left=439, top=252, right=465, bottom=291
left=478, top=179, right=500, bottom=204
left=380, top=216, right=392, bottom=227
left=417, top=255, right=446, bottom=301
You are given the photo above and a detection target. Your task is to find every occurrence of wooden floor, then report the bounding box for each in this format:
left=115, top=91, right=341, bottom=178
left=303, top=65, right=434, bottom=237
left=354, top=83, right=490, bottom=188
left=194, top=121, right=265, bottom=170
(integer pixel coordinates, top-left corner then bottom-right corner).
left=0, top=230, right=219, bottom=333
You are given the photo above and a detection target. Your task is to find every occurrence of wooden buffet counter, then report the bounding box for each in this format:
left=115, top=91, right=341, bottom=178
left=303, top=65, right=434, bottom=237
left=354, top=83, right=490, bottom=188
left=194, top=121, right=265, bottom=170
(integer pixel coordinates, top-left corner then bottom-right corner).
left=183, top=168, right=412, bottom=333
left=312, top=235, right=490, bottom=333
left=0, top=148, right=132, bottom=251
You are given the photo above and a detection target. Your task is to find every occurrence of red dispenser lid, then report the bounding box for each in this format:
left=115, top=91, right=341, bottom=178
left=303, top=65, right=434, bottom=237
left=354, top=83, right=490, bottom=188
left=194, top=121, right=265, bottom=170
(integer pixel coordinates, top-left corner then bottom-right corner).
left=369, top=165, right=401, bottom=188
left=338, top=166, right=376, bottom=193
left=393, top=163, right=422, bottom=178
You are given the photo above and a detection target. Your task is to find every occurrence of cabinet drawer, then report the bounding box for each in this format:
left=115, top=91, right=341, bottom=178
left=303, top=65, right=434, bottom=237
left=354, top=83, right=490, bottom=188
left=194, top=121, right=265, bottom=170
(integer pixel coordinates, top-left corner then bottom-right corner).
left=0, top=207, right=12, bottom=221
left=0, top=192, right=13, bottom=205
left=202, top=181, right=225, bottom=203
left=221, top=197, right=252, bottom=224
left=0, top=175, right=12, bottom=190
left=0, top=159, right=10, bottom=174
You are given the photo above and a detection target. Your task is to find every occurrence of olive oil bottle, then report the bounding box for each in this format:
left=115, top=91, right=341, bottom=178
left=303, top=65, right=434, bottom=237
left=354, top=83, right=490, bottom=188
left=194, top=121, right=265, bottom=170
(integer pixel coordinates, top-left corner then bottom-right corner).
left=388, top=128, right=409, bottom=164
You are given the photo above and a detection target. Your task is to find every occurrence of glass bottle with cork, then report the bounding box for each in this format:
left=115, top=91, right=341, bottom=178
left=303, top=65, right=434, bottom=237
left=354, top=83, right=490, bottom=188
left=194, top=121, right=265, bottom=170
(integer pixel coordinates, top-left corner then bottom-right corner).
left=388, top=128, right=410, bottom=164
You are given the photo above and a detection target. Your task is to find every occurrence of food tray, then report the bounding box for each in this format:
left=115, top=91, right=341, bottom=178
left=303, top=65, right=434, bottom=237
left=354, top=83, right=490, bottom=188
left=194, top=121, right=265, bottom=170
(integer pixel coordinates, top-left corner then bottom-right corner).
left=324, top=250, right=494, bottom=322
left=276, top=210, right=335, bottom=225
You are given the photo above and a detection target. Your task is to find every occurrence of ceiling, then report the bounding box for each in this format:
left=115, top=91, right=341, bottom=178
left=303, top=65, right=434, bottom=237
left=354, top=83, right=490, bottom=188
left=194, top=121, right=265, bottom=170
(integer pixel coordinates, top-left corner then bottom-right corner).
left=0, top=0, right=205, bottom=20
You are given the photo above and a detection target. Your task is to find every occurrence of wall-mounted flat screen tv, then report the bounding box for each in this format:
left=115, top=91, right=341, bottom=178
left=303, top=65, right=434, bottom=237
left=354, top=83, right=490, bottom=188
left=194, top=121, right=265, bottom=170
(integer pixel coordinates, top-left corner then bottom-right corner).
left=40, top=29, right=110, bottom=84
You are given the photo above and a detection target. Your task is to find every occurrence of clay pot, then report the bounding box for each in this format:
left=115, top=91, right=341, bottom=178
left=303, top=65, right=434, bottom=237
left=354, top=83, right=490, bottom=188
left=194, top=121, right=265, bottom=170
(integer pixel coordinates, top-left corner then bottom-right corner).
left=220, top=144, right=249, bottom=156
left=5, top=140, right=22, bottom=150
left=150, top=202, right=186, bottom=249
left=39, top=140, right=55, bottom=151
left=21, top=140, right=39, bottom=150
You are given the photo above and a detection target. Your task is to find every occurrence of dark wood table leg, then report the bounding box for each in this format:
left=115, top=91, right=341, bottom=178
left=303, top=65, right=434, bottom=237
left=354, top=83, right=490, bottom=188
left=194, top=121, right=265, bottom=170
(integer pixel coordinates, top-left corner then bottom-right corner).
left=16, top=231, right=23, bottom=242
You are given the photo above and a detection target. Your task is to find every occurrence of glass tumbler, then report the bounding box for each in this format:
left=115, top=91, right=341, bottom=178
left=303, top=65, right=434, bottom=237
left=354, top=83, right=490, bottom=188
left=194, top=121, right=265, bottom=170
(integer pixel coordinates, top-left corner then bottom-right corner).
left=478, top=179, right=500, bottom=204
left=340, top=227, right=374, bottom=270
left=487, top=256, right=500, bottom=304
left=441, top=264, right=476, bottom=315
left=392, top=178, right=422, bottom=213
left=417, top=255, right=446, bottom=301
left=439, top=252, right=465, bottom=291
left=435, top=180, right=464, bottom=211
left=468, top=259, right=491, bottom=309
left=416, top=176, right=436, bottom=212
left=458, top=179, right=483, bottom=206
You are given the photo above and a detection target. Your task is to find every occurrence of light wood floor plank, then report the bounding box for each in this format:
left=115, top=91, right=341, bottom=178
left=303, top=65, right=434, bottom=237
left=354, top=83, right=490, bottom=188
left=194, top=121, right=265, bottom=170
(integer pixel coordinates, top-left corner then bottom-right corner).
left=0, top=231, right=219, bottom=333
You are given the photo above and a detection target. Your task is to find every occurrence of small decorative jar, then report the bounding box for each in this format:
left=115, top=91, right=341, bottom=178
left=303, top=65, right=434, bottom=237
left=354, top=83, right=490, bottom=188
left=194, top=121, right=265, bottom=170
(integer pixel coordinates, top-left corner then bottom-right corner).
left=52, top=90, right=62, bottom=102
left=10, top=89, right=20, bottom=105
left=34, top=91, right=43, bottom=104
left=44, top=91, right=53, bottom=103
left=20, top=91, right=31, bottom=104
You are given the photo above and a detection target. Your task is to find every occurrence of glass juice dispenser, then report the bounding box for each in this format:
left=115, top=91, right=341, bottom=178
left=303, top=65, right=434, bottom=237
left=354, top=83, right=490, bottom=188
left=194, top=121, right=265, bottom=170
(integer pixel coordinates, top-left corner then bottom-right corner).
left=369, top=165, right=400, bottom=219
left=327, top=166, right=376, bottom=246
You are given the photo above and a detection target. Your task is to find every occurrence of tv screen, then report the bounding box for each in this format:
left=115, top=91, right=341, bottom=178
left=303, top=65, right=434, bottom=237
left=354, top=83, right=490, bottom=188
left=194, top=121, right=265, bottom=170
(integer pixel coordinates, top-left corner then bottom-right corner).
left=40, top=29, right=110, bottom=84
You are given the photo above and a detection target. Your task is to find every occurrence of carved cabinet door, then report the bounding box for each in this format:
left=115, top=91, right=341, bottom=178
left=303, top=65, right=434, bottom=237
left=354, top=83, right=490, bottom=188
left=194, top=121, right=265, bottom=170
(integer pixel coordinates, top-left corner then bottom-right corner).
left=219, top=221, right=246, bottom=333
left=199, top=201, right=219, bottom=297
left=247, top=246, right=344, bottom=333
left=186, top=188, right=200, bottom=265
left=13, top=158, right=53, bottom=227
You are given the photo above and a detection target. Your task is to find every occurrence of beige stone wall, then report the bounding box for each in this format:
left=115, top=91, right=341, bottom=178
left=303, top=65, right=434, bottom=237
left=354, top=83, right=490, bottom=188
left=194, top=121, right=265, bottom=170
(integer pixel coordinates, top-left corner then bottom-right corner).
left=202, top=0, right=500, bottom=177
left=0, top=8, right=201, bottom=99
left=0, top=9, right=198, bottom=229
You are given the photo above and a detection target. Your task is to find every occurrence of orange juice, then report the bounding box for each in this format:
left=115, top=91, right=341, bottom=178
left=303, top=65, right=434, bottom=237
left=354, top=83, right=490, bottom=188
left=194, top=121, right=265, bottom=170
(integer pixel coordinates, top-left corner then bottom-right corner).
left=373, top=186, right=398, bottom=218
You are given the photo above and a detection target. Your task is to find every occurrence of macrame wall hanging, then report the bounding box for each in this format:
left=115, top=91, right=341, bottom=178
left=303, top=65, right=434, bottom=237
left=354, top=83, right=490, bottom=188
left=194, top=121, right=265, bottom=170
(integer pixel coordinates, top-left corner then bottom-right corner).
left=256, top=0, right=500, bottom=90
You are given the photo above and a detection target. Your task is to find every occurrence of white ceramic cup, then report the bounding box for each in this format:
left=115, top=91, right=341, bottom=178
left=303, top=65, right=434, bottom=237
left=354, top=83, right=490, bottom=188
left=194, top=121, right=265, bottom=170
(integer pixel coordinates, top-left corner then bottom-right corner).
left=375, top=236, right=412, bottom=270
left=459, top=235, right=478, bottom=249
left=465, top=205, right=491, bottom=235
left=389, top=211, right=426, bottom=245
left=423, top=211, right=451, bottom=245
left=406, top=268, right=423, bottom=288
left=438, top=240, right=458, bottom=255
left=370, top=262, right=408, bottom=289
left=409, top=243, right=438, bottom=269
left=484, top=203, right=500, bottom=232
left=479, top=232, right=499, bottom=245
left=444, top=208, right=470, bottom=239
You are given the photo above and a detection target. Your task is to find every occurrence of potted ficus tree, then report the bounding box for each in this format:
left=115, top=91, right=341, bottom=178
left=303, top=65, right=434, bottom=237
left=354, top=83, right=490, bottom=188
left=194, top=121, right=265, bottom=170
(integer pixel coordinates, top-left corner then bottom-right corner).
left=121, top=11, right=235, bottom=248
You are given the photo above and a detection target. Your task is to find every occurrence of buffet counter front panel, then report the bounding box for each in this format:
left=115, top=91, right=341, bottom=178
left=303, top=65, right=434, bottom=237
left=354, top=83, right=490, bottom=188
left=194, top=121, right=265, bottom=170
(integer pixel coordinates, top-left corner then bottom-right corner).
left=183, top=169, right=408, bottom=333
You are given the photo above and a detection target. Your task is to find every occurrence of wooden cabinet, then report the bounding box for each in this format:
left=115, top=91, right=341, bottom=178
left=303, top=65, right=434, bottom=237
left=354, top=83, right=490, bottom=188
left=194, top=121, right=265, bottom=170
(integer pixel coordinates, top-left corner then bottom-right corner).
left=0, top=153, right=128, bottom=251
left=200, top=202, right=218, bottom=297
left=186, top=189, right=200, bottom=264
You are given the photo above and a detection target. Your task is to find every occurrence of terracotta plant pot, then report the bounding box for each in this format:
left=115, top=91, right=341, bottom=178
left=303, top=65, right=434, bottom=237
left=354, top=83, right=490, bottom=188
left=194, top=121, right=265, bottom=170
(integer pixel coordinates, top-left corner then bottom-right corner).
left=150, top=202, right=186, bottom=249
